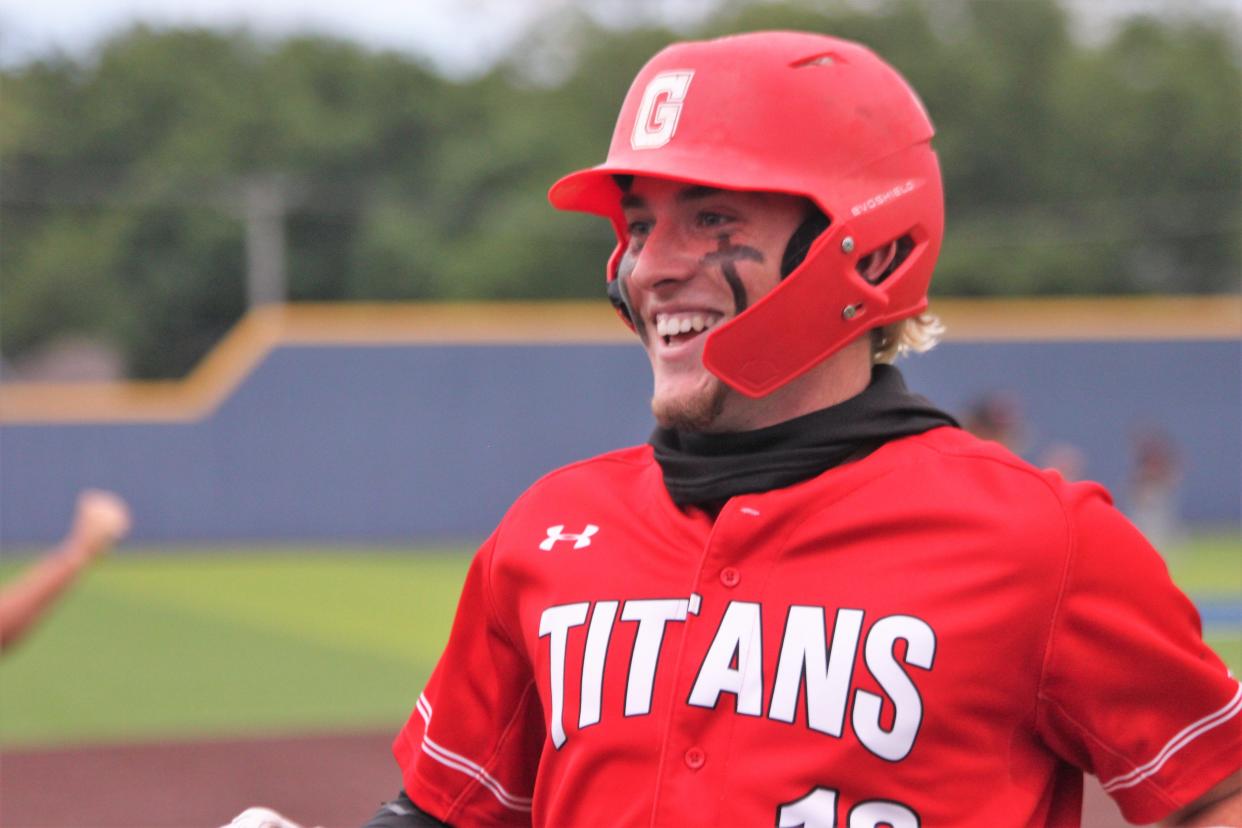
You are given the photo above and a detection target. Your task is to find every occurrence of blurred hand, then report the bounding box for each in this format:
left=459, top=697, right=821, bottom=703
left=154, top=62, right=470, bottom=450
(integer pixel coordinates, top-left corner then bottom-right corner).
left=222, top=806, right=308, bottom=828
left=69, top=489, right=131, bottom=560
left=0, top=489, right=133, bottom=651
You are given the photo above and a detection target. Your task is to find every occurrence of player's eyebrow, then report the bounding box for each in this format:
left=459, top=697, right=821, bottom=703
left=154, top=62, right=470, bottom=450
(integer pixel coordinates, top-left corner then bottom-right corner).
left=621, top=186, right=727, bottom=211
left=676, top=185, right=726, bottom=203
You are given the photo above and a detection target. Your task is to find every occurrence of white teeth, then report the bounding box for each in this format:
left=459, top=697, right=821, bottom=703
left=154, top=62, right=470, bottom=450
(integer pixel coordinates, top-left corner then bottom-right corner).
left=654, top=313, right=720, bottom=340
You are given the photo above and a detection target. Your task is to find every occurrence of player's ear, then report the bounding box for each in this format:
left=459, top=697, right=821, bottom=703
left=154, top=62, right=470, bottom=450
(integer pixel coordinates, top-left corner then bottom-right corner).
left=856, top=240, right=902, bottom=285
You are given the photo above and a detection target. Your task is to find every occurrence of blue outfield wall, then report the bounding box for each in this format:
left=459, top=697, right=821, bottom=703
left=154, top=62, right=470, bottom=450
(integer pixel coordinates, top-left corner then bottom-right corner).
left=1, top=338, right=1238, bottom=545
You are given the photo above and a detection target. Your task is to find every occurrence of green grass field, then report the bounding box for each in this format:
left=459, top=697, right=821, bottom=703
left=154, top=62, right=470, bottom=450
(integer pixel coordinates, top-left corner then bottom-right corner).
left=0, top=548, right=471, bottom=747
left=0, top=535, right=1238, bottom=748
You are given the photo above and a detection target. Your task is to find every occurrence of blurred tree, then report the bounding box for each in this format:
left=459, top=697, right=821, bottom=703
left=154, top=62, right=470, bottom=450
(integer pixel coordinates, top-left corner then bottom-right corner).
left=0, top=0, right=1237, bottom=378
left=1, top=27, right=458, bottom=376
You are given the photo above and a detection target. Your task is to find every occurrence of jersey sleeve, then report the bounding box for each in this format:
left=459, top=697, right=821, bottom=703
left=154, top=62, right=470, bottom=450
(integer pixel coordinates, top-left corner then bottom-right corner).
left=1035, top=484, right=1241, bottom=825
left=392, top=533, right=544, bottom=827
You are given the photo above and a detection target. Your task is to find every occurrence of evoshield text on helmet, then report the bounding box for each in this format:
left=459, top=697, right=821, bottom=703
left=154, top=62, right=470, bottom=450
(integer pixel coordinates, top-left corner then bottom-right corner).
left=548, top=30, right=944, bottom=398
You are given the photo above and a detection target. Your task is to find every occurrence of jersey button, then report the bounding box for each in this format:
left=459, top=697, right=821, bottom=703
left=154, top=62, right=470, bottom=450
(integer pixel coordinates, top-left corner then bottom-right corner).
left=720, top=567, right=741, bottom=588
left=684, top=747, right=706, bottom=770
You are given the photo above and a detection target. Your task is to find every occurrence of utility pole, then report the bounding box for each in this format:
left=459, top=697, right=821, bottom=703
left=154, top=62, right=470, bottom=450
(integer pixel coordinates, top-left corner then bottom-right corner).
left=243, top=175, right=288, bottom=307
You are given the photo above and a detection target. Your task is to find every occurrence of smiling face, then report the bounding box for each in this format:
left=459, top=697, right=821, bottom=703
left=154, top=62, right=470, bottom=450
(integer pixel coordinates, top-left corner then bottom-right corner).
left=615, top=176, right=819, bottom=432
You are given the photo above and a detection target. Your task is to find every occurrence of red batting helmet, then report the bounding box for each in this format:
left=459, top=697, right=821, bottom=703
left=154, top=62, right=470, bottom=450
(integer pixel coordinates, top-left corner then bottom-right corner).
left=548, top=30, right=943, bottom=398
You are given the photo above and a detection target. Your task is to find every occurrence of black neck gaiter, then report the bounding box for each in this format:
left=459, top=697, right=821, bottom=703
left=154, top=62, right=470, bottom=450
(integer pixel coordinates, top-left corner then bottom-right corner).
left=649, top=364, right=958, bottom=508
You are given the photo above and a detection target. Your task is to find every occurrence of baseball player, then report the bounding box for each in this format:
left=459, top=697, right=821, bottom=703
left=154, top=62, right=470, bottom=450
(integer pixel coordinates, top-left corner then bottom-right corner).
left=233, top=31, right=1242, bottom=827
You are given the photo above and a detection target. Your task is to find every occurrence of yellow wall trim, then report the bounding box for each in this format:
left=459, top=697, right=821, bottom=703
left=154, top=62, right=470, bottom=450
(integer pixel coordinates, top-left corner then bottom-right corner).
left=1, top=297, right=1238, bottom=425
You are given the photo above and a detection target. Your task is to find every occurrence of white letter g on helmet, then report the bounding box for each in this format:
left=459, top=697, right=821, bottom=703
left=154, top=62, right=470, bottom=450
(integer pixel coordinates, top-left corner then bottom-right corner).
left=631, top=71, right=693, bottom=150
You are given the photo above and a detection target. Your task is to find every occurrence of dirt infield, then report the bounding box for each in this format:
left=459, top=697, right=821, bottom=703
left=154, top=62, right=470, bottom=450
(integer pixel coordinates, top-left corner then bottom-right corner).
left=2, top=730, right=1133, bottom=828
left=0, top=731, right=397, bottom=828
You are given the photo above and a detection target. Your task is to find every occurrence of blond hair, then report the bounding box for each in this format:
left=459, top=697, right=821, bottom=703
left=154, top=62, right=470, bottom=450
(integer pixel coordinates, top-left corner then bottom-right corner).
left=871, top=313, right=944, bottom=364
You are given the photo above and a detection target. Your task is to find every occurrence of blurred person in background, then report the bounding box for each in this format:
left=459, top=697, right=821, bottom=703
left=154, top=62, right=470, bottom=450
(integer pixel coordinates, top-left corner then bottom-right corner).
left=1127, top=425, right=1185, bottom=553
left=0, top=489, right=131, bottom=651
left=229, top=30, right=1240, bottom=828
left=1040, top=441, right=1088, bottom=482
left=962, top=390, right=1028, bottom=456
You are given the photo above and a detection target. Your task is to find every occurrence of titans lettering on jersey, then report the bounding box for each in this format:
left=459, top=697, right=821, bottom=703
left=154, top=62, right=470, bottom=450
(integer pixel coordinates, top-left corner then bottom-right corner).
left=539, top=596, right=934, bottom=760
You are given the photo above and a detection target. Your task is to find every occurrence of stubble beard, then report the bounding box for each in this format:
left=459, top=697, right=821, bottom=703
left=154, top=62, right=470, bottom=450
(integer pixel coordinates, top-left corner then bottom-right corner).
left=651, top=375, right=730, bottom=432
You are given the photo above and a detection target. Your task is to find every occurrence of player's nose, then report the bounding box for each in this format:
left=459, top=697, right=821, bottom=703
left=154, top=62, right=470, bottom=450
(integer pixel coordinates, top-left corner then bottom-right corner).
left=626, top=225, right=699, bottom=295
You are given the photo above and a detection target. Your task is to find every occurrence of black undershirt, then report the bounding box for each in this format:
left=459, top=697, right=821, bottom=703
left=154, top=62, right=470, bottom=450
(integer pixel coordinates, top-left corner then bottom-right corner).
left=649, top=364, right=958, bottom=509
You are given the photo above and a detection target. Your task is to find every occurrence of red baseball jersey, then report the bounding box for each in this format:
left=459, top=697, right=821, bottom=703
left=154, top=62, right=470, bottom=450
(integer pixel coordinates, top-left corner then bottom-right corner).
left=393, top=426, right=1241, bottom=826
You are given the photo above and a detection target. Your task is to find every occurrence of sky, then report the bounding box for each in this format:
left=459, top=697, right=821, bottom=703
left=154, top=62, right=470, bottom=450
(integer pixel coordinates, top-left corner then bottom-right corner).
left=0, top=0, right=723, bottom=75
left=0, top=0, right=1237, bottom=75
left=0, top=0, right=559, bottom=74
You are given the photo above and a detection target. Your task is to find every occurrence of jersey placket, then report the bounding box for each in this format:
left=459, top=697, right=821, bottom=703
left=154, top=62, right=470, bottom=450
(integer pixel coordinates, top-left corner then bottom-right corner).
left=649, top=494, right=787, bottom=826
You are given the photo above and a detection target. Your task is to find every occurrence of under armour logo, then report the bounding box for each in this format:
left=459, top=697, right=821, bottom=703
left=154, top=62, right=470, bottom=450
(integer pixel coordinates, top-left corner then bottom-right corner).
left=631, top=70, right=693, bottom=150
left=540, top=524, right=599, bottom=551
